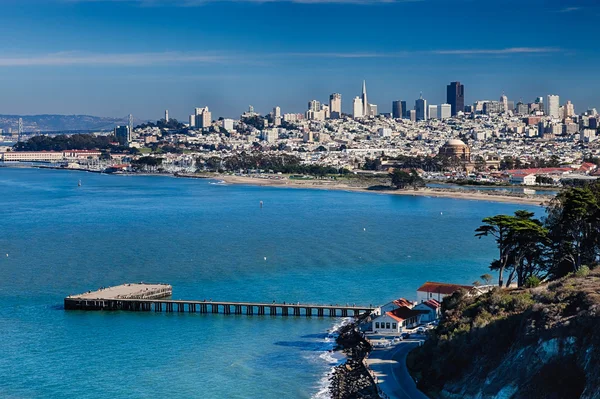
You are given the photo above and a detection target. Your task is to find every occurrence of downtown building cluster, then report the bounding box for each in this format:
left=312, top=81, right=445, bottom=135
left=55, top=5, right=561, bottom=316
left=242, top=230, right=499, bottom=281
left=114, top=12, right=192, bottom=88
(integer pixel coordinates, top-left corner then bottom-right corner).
left=4, top=80, right=600, bottom=186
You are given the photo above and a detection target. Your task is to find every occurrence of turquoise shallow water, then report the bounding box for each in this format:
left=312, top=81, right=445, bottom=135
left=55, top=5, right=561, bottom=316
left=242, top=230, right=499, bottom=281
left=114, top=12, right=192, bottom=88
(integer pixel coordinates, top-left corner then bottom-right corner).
left=0, top=168, right=539, bottom=398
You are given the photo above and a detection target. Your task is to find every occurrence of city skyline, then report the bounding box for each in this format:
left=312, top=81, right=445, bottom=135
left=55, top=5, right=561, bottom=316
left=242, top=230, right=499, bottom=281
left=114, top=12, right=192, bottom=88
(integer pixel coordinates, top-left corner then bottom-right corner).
left=0, top=0, right=599, bottom=119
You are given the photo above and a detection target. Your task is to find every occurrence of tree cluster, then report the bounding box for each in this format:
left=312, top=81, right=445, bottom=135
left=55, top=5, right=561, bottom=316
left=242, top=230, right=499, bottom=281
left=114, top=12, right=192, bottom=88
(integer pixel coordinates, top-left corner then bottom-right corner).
left=136, top=118, right=185, bottom=131
left=13, top=134, right=115, bottom=151
left=197, top=152, right=349, bottom=177
left=500, top=155, right=561, bottom=170
left=477, top=183, right=600, bottom=287
left=389, top=168, right=425, bottom=190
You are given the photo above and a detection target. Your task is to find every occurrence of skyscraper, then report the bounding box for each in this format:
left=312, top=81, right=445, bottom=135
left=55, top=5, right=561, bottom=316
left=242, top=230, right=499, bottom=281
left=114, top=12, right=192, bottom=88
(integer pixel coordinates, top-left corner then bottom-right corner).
left=194, top=106, right=211, bottom=128
left=440, top=104, right=451, bottom=119
left=273, top=106, right=281, bottom=126
left=446, top=81, right=465, bottom=116
left=500, top=94, right=508, bottom=113
left=114, top=125, right=131, bottom=146
left=392, top=100, right=403, bottom=119
left=308, top=100, right=321, bottom=113
left=329, top=93, right=342, bottom=119
left=353, top=97, right=364, bottom=118
left=165, top=110, right=169, bottom=122
left=428, top=105, right=438, bottom=120
left=415, top=94, right=427, bottom=121
left=546, top=95, right=560, bottom=118
left=361, top=80, right=369, bottom=117
left=564, top=100, right=575, bottom=118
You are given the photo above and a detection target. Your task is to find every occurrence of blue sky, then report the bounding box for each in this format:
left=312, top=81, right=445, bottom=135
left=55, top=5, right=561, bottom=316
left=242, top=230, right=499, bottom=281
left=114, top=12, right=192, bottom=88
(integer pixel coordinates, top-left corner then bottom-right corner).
left=0, top=0, right=598, bottom=120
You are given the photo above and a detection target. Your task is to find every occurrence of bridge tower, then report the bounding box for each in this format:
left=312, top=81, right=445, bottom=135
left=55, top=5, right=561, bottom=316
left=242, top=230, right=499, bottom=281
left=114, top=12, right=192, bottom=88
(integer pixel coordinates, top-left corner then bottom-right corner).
left=17, top=118, right=23, bottom=142
left=128, top=114, right=133, bottom=134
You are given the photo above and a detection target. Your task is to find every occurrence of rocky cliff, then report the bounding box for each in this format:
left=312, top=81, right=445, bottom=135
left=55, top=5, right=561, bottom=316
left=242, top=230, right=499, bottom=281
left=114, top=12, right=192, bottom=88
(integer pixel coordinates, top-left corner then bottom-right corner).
left=407, top=269, right=600, bottom=399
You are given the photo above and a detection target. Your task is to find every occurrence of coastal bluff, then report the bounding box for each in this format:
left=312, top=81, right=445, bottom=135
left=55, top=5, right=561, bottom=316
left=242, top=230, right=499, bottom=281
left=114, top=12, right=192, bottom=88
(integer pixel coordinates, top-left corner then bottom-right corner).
left=407, top=269, right=600, bottom=399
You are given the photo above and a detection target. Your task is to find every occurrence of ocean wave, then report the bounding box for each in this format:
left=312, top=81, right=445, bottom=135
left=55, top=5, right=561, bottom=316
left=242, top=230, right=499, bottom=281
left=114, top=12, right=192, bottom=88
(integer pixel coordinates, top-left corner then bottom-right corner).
left=310, top=318, right=353, bottom=399
left=209, top=180, right=227, bottom=185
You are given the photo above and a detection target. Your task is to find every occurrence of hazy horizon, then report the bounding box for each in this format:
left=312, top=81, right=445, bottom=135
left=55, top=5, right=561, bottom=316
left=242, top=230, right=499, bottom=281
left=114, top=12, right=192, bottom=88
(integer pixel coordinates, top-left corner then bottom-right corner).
left=1, top=0, right=599, bottom=120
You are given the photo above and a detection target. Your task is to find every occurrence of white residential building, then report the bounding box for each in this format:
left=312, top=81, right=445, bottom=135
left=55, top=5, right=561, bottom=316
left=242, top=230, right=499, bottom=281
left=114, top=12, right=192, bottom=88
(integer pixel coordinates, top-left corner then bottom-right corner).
left=428, top=105, right=438, bottom=120
left=222, top=119, right=235, bottom=132
left=546, top=95, right=560, bottom=118
left=353, top=97, right=364, bottom=118
left=329, top=93, right=341, bottom=119
left=440, top=104, right=451, bottom=119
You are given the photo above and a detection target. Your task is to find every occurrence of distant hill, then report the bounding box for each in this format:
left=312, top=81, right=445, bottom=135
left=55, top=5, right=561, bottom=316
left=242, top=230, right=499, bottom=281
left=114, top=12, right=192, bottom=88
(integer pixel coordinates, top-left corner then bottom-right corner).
left=0, top=114, right=134, bottom=133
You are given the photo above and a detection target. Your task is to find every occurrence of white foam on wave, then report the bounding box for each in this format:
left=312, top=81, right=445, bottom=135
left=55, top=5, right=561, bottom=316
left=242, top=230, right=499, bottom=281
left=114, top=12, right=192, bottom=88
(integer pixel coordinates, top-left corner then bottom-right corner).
left=310, top=317, right=353, bottom=399
left=209, top=180, right=227, bottom=185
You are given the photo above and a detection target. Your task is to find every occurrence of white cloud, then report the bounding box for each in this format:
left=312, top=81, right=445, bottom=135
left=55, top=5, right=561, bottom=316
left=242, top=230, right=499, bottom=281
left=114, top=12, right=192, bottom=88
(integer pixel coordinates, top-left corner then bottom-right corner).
left=558, top=6, right=581, bottom=12
left=0, top=51, right=232, bottom=66
left=432, top=47, right=561, bottom=55
left=0, top=47, right=563, bottom=67
left=62, top=0, right=420, bottom=5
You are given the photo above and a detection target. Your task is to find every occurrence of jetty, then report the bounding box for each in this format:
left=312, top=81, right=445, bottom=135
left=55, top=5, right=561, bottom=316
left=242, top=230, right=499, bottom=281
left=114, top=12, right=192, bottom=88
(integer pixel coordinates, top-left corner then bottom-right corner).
left=64, top=283, right=374, bottom=318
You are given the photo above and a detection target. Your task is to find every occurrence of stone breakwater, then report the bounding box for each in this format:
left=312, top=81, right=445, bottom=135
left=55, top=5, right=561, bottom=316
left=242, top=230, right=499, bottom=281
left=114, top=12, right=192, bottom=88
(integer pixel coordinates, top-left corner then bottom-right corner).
left=329, top=316, right=379, bottom=399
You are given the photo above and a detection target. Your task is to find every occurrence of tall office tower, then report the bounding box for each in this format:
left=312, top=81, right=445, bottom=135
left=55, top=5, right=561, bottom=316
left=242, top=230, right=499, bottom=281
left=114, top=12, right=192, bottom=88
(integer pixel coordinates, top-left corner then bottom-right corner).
left=446, top=81, right=465, bottom=116
left=538, top=121, right=546, bottom=138
left=329, top=93, right=342, bottom=119
left=369, top=104, right=378, bottom=116
left=361, top=80, right=369, bottom=117
left=308, top=100, right=321, bottom=113
left=500, top=94, right=508, bottom=113
left=165, top=110, right=169, bottom=122
left=392, top=100, right=403, bottom=119
left=273, top=106, right=282, bottom=126
left=428, top=105, right=438, bottom=120
left=401, top=101, right=407, bottom=118
left=535, top=97, right=544, bottom=108
left=546, top=95, right=560, bottom=118
left=409, top=109, right=416, bottom=122
left=440, top=104, right=451, bottom=119
left=353, top=96, right=364, bottom=118
left=114, top=125, right=131, bottom=145
left=415, top=94, right=427, bottom=121
left=322, top=104, right=330, bottom=119
left=189, top=114, right=196, bottom=127
left=195, top=106, right=212, bottom=128
left=564, top=100, right=575, bottom=118
left=516, top=102, right=528, bottom=115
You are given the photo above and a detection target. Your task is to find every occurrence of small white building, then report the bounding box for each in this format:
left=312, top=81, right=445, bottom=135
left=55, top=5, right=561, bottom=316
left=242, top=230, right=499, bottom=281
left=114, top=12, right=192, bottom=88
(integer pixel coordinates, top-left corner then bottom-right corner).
left=378, top=128, right=392, bottom=137
left=413, top=299, right=441, bottom=323
left=509, top=172, right=536, bottom=186
left=372, top=307, right=421, bottom=333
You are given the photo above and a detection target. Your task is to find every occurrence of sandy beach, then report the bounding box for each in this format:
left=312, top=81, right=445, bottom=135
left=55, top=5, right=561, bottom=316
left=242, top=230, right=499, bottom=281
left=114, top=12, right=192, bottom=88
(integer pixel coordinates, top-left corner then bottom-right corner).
left=215, top=174, right=551, bottom=206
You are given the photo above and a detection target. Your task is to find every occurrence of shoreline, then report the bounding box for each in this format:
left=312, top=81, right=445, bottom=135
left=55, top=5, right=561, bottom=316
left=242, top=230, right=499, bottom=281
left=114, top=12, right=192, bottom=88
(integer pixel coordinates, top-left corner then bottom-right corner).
left=328, top=315, right=379, bottom=399
left=0, top=164, right=550, bottom=206
left=215, top=174, right=550, bottom=206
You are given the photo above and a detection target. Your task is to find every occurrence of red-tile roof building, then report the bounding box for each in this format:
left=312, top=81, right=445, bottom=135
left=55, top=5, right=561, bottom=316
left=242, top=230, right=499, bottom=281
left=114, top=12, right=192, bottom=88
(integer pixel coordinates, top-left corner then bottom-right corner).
left=417, top=282, right=473, bottom=303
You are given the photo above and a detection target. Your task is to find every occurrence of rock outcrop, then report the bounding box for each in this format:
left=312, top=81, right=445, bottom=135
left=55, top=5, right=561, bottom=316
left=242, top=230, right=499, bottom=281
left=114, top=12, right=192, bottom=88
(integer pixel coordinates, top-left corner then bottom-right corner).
left=407, top=269, right=600, bottom=399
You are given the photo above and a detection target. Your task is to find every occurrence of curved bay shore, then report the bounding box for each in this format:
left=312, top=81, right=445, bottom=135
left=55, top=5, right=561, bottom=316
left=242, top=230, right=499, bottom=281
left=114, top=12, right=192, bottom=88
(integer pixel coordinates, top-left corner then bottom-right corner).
left=214, top=174, right=551, bottom=206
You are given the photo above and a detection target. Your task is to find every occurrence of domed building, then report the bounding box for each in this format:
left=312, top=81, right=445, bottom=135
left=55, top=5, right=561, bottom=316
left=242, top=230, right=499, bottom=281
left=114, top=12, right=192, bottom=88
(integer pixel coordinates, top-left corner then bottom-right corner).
left=438, top=139, right=474, bottom=171
left=438, top=139, right=471, bottom=161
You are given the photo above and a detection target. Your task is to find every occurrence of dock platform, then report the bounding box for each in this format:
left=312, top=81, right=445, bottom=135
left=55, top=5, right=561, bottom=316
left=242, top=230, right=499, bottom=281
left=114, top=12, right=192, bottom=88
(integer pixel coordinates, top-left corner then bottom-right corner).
left=64, top=283, right=374, bottom=318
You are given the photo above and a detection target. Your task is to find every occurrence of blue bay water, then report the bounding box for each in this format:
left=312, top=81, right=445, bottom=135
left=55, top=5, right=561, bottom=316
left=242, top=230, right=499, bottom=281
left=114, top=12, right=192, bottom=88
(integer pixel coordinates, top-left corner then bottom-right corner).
left=0, top=168, right=539, bottom=398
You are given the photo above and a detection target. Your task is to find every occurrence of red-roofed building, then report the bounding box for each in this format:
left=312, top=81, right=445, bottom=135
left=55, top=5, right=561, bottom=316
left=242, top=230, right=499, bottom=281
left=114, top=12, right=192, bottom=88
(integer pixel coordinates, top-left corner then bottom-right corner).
left=414, top=299, right=441, bottom=323
left=417, top=282, right=473, bottom=303
left=577, top=162, right=598, bottom=174
left=377, top=298, right=414, bottom=315
left=372, top=306, right=422, bottom=333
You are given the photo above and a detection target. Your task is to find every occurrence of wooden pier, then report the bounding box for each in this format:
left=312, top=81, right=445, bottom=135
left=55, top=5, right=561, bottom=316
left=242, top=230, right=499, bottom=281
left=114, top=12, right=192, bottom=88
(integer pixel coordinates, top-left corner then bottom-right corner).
left=64, top=283, right=374, bottom=318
